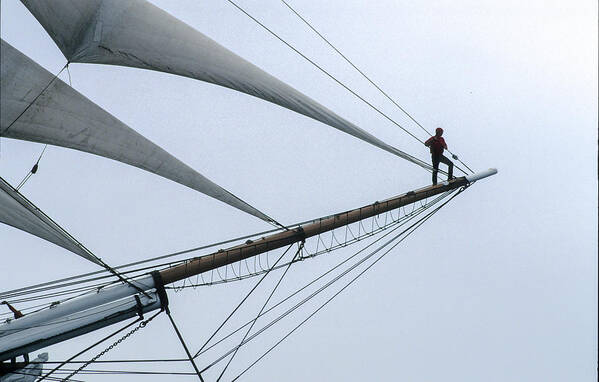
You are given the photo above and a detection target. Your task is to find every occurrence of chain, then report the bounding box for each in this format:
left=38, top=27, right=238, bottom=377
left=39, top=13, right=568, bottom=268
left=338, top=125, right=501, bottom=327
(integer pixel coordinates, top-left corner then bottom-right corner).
left=61, top=312, right=159, bottom=381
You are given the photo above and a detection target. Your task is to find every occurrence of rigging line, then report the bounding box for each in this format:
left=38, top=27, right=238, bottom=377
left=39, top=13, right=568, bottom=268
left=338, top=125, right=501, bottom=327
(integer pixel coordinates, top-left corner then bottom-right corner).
left=0, top=299, right=140, bottom=333
left=171, top=191, right=451, bottom=289
left=224, top=0, right=433, bottom=172
left=280, top=0, right=430, bottom=138
left=232, top=188, right=464, bottom=381
left=194, top=244, right=295, bottom=359
left=165, top=308, right=206, bottom=382
left=15, top=145, right=48, bottom=191
left=216, top=242, right=304, bottom=380
left=0, top=185, right=450, bottom=299
left=194, top=192, right=453, bottom=362
left=9, top=370, right=86, bottom=382
left=0, top=62, right=68, bottom=137
left=35, top=369, right=201, bottom=376
left=2, top=190, right=449, bottom=306
left=0, top=223, right=302, bottom=298
left=203, top=201, right=440, bottom=367
left=1, top=189, right=448, bottom=303
left=17, top=190, right=448, bottom=370
left=0, top=193, right=408, bottom=296
left=1, top=178, right=151, bottom=300
left=37, top=316, right=143, bottom=381
left=194, top=223, right=411, bottom=356
left=279, top=0, right=475, bottom=174
left=60, top=310, right=162, bottom=381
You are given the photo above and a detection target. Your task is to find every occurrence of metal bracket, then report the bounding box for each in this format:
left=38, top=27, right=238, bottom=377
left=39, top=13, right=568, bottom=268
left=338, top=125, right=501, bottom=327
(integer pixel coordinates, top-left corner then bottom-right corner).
left=150, top=271, right=169, bottom=311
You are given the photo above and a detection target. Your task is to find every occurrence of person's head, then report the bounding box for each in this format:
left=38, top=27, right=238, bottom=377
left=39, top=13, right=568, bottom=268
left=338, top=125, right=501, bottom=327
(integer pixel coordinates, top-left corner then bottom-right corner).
left=435, top=127, right=444, bottom=137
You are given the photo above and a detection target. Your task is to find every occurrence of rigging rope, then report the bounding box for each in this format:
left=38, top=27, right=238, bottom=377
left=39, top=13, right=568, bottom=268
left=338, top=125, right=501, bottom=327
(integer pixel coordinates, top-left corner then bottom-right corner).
left=58, top=310, right=161, bottom=382
left=0, top=63, right=69, bottom=137
left=0, top=189, right=451, bottom=315
left=194, top=190, right=458, bottom=371
left=165, top=308, right=205, bottom=382
left=231, top=187, right=464, bottom=380
left=279, top=0, right=475, bottom=174
left=194, top=244, right=295, bottom=360
left=37, top=316, right=144, bottom=381
left=216, top=242, right=303, bottom=380
left=224, top=0, right=435, bottom=174
left=15, top=145, right=47, bottom=191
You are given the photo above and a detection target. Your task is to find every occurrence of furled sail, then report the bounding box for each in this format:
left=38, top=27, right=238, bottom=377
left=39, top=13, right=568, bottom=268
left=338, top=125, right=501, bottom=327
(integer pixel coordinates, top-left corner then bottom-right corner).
left=20, top=0, right=430, bottom=170
left=0, top=40, right=271, bottom=222
left=0, top=176, right=102, bottom=264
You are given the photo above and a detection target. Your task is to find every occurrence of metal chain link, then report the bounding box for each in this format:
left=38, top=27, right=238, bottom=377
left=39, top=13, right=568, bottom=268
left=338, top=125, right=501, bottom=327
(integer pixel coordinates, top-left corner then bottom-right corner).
left=61, top=313, right=159, bottom=381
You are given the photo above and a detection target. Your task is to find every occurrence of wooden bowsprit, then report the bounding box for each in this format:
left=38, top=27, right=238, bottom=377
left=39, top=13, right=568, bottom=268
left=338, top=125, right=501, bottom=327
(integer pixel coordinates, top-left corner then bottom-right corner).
left=0, top=169, right=497, bottom=362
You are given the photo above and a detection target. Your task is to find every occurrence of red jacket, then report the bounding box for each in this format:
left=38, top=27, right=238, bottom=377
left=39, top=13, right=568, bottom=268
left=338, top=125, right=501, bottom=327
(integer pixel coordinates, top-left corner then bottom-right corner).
left=425, top=136, right=447, bottom=155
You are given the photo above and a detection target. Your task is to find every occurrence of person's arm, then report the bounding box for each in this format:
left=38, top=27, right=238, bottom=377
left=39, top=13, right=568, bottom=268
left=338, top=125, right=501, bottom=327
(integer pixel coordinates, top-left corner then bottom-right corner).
left=442, top=138, right=448, bottom=149
left=424, top=137, right=432, bottom=146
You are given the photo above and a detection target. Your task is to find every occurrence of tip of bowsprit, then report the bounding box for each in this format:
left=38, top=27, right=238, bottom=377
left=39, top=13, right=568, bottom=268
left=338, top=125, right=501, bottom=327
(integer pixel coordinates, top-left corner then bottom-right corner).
left=465, top=168, right=498, bottom=183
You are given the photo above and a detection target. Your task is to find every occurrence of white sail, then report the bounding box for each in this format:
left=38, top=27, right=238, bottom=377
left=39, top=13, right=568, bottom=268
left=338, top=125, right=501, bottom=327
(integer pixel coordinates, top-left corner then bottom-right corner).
left=0, top=40, right=271, bottom=222
left=0, top=176, right=101, bottom=265
left=20, top=0, right=430, bottom=170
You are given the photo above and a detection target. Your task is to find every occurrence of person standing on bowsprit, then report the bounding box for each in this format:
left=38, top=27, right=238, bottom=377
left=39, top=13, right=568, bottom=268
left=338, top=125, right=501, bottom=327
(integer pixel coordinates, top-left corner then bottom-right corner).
left=424, top=127, right=454, bottom=185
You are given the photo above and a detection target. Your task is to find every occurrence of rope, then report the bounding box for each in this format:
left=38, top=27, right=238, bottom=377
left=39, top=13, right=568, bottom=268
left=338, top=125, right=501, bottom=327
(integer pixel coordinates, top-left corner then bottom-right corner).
left=280, top=0, right=475, bottom=174
left=58, top=310, right=161, bottom=381
left=37, top=316, right=144, bottom=381
left=194, top=191, right=455, bottom=369
left=225, top=0, right=435, bottom=173
left=216, top=242, right=303, bottom=380
left=165, top=308, right=205, bottom=382
left=194, top=244, right=295, bottom=359
left=0, top=63, right=68, bottom=137
left=15, top=145, right=47, bottom=191
left=1, top=192, right=446, bottom=299
left=232, top=187, right=464, bottom=380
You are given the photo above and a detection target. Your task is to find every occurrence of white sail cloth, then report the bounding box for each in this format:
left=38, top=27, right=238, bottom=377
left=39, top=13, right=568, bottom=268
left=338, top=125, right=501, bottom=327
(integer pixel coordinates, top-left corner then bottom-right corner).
left=0, top=40, right=271, bottom=222
left=20, top=0, right=430, bottom=170
left=0, top=176, right=101, bottom=265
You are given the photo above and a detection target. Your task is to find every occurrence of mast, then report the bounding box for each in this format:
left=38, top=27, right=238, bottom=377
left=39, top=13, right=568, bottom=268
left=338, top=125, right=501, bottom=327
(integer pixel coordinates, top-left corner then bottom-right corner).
left=0, top=169, right=496, bottom=361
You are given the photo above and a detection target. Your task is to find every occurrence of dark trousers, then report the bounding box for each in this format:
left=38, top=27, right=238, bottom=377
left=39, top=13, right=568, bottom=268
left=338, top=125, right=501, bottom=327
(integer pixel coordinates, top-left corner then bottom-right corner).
left=432, top=154, right=453, bottom=185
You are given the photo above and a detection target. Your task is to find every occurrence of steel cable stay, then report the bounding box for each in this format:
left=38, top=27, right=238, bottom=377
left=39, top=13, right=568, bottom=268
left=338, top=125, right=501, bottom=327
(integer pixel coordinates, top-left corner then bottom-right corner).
left=172, top=190, right=452, bottom=289
left=0, top=190, right=451, bottom=312
left=0, top=212, right=372, bottom=299
left=230, top=188, right=464, bottom=380
left=279, top=0, right=475, bottom=174
left=0, top=194, right=452, bottom=339
left=37, top=310, right=162, bottom=381
left=2, top=184, right=451, bottom=299
left=165, top=308, right=205, bottom=382
left=192, top=189, right=463, bottom=374
left=0, top=299, right=146, bottom=334
left=7, top=191, right=455, bottom=368
left=224, top=0, right=463, bottom=176
left=6, top=196, right=445, bottom=370
left=2, top=174, right=492, bottom=366
left=215, top=242, right=304, bottom=380
left=193, top=244, right=296, bottom=360
left=0, top=191, right=461, bottom=370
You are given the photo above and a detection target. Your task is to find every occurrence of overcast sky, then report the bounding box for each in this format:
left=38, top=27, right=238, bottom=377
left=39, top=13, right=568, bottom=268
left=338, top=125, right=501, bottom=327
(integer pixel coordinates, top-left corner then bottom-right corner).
left=1, top=0, right=597, bottom=381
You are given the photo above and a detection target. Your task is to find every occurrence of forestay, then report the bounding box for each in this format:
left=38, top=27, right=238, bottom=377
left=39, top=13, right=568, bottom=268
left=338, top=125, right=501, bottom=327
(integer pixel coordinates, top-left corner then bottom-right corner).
left=0, top=40, right=271, bottom=222
left=21, top=0, right=431, bottom=170
left=0, top=176, right=101, bottom=264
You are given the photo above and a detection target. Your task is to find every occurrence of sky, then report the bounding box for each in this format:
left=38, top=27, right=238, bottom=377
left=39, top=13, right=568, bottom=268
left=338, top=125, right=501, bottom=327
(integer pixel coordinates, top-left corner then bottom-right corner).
left=1, top=0, right=597, bottom=381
